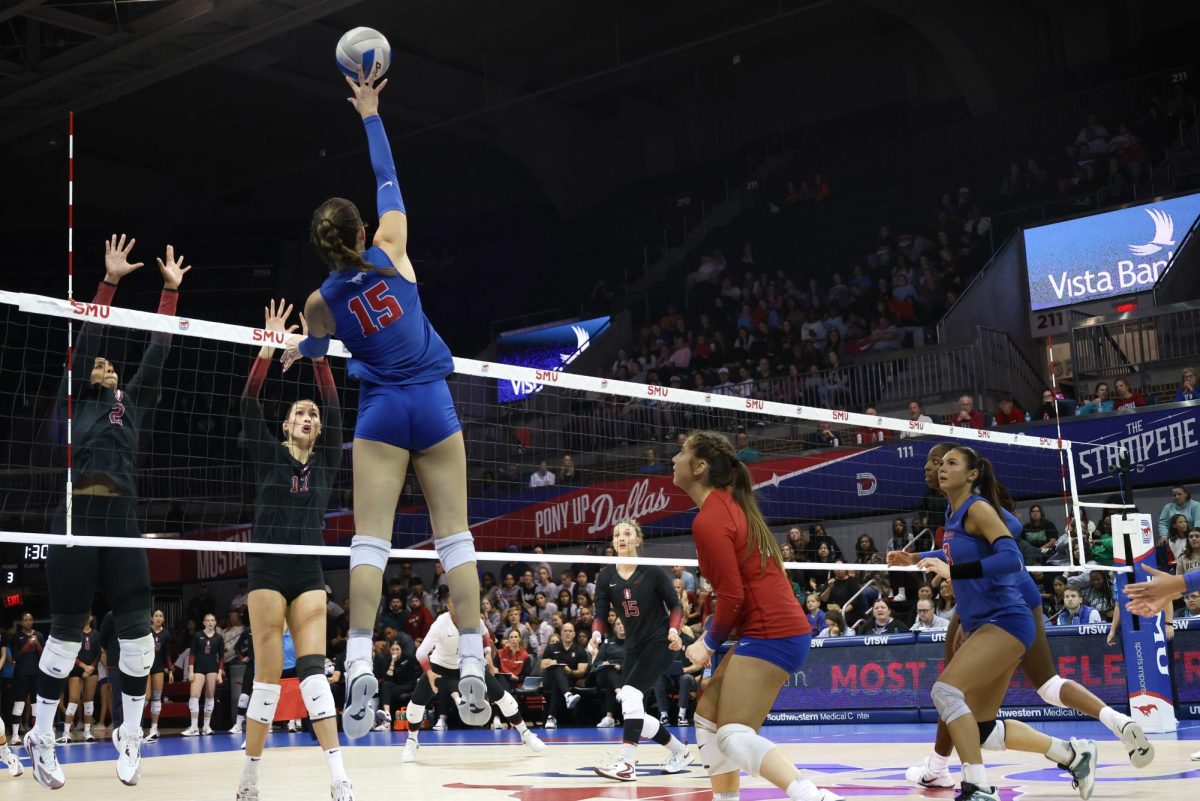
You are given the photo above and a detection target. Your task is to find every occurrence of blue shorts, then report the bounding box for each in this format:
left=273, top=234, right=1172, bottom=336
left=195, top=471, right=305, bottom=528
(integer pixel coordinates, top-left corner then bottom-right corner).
left=355, top=379, right=462, bottom=452
left=966, top=611, right=1036, bottom=651
left=732, top=633, right=811, bottom=673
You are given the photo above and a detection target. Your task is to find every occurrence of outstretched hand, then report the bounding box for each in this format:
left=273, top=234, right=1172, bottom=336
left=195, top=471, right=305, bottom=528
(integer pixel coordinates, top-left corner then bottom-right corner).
left=103, top=234, right=144, bottom=283
left=918, top=557, right=950, bottom=581
left=156, top=244, right=192, bottom=289
left=886, top=550, right=918, bottom=567
left=280, top=311, right=310, bottom=373
left=1123, top=564, right=1185, bottom=618
left=346, top=64, right=388, bottom=119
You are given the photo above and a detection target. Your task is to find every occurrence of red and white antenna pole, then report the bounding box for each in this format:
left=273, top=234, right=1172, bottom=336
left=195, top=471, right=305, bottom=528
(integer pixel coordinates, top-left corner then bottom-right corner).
left=66, top=111, right=75, bottom=545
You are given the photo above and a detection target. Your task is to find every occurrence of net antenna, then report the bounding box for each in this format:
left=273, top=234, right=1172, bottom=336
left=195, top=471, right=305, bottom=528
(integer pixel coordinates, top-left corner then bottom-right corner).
left=1045, top=335, right=1081, bottom=566
left=65, top=111, right=75, bottom=546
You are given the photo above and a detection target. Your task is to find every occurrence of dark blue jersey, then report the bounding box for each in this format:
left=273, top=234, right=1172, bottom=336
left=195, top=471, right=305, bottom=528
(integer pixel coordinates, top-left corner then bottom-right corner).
left=318, top=247, right=453, bottom=385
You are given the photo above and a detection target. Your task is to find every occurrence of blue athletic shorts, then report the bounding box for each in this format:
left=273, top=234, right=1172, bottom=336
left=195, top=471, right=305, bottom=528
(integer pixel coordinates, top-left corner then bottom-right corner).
left=968, top=611, right=1036, bottom=651
left=355, top=378, right=462, bottom=452
left=733, top=633, right=812, bottom=673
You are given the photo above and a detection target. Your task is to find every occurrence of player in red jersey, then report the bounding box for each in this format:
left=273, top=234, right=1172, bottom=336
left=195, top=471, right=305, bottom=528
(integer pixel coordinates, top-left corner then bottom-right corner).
left=673, top=431, right=842, bottom=801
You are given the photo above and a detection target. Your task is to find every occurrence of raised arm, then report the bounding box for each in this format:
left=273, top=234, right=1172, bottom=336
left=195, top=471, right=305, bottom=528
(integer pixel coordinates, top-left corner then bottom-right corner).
left=68, top=235, right=145, bottom=394
left=241, top=299, right=297, bottom=461
left=125, top=244, right=191, bottom=404
left=345, top=65, right=408, bottom=268
left=312, top=357, right=343, bottom=467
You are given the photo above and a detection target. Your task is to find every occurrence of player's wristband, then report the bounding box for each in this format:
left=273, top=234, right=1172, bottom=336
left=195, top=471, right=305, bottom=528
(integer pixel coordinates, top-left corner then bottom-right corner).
left=298, top=335, right=330, bottom=359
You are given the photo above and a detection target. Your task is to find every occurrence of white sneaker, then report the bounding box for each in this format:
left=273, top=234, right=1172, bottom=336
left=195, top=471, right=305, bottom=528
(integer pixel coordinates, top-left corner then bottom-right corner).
left=402, top=739, right=419, bottom=763
left=341, top=660, right=378, bottom=739
left=544, top=716, right=557, bottom=730
left=240, top=739, right=246, bottom=751
left=491, top=716, right=505, bottom=730
left=24, top=731, right=66, bottom=790
left=56, top=731, right=71, bottom=745
left=181, top=726, right=200, bottom=737
left=677, top=713, right=689, bottom=727
left=596, top=714, right=616, bottom=728
left=202, top=725, right=214, bottom=736
left=236, top=779, right=260, bottom=800
left=904, top=757, right=954, bottom=789
left=331, top=778, right=355, bottom=801
left=373, top=721, right=391, bottom=732
left=145, top=728, right=159, bottom=743
left=1063, top=738, right=1098, bottom=801
left=228, top=721, right=243, bottom=735
left=3, top=749, right=23, bottom=777
left=522, top=730, right=547, bottom=754
left=661, top=747, right=692, bottom=774
left=564, top=691, right=580, bottom=710
left=1119, top=721, right=1154, bottom=768
left=113, top=727, right=144, bottom=786
left=594, top=757, right=636, bottom=781
left=814, top=789, right=846, bottom=801
left=286, top=720, right=298, bottom=733
left=83, top=730, right=95, bottom=743
left=457, top=656, right=490, bottom=726
left=1192, top=749, right=1200, bottom=761
left=432, top=718, right=447, bottom=732
left=894, top=587, right=907, bottom=603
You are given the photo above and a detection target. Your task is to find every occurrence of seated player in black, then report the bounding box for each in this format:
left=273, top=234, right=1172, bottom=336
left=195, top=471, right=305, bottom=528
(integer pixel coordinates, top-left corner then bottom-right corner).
left=59, top=615, right=101, bottom=743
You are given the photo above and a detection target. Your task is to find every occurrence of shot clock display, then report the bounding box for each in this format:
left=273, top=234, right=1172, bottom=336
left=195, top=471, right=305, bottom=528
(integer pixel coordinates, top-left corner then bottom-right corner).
left=2, top=542, right=48, bottom=587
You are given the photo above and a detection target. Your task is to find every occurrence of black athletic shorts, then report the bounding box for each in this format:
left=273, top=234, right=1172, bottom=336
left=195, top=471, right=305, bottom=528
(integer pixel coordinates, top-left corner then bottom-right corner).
left=247, top=554, right=324, bottom=604
left=621, top=642, right=675, bottom=694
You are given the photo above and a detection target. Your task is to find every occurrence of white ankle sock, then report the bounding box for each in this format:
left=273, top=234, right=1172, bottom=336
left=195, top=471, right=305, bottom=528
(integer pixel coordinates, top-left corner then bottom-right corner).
left=325, top=747, right=348, bottom=783
left=928, top=752, right=951, bottom=773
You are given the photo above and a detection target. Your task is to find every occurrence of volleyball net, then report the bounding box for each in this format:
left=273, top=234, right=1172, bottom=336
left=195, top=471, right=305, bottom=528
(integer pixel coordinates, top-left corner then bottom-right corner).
left=0, top=286, right=1105, bottom=575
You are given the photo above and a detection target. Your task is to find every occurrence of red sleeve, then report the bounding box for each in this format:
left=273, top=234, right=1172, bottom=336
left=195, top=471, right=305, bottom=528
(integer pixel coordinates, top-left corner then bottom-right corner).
left=694, top=507, right=745, bottom=650
left=93, top=281, right=116, bottom=306
left=157, top=287, right=179, bottom=316
left=312, top=358, right=337, bottom=403
left=668, top=607, right=683, bottom=631
left=243, top=356, right=270, bottom=398
left=591, top=617, right=606, bottom=637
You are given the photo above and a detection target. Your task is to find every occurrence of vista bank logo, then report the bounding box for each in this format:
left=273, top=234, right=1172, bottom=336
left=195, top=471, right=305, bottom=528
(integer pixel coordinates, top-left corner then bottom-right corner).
left=1129, top=208, right=1175, bottom=257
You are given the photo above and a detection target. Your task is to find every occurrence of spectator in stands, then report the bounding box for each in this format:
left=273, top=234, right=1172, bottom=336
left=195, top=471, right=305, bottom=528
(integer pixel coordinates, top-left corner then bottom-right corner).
left=816, top=609, right=847, bottom=638
left=1175, top=368, right=1198, bottom=402
left=993, top=397, right=1025, bottom=426
left=672, top=578, right=701, bottom=627
left=1164, top=514, right=1191, bottom=565
left=804, top=593, right=826, bottom=633
left=530, top=460, right=556, bottom=488
left=1180, top=591, right=1200, bottom=619
left=1081, top=571, right=1115, bottom=621
left=910, top=599, right=949, bottom=631
left=591, top=617, right=625, bottom=728
left=379, top=596, right=406, bottom=633
left=1055, top=587, right=1101, bottom=625
left=374, top=640, right=419, bottom=730
left=1112, top=377, right=1148, bottom=410
left=786, top=526, right=813, bottom=562
left=859, top=599, right=902, bottom=635
left=538, top=622, right=588, bottom=729
left=571, top=570, right=596, bottom=599
left=854, top=535, right=880, bottom=564
left=532, top=592, right=557, bottom=624
left=1159, top=486, right=1200, bottom=539
left=810, top=523, right=846, bottom=562
left=1035, top=388, right=1071, bottom=420
left=403, top=593, right=434, bottom=642
left=933, top=580, right=955, bottom=621
left=535, top=566, right=558, bottom=597
left=558, top=454, right=582, bottom=485
left=493, top=629, right=531, bottom=695
left=1021, top=504, right=1059, bottom=551
left=653, top=625, right=700, bottom=727
left=806, top=421, right=840, bottom=449
left=1177, top=529, right=1200, bottom=577
left=734, top=431, right=761, bottom=462
left=481, top=598, right=502, bottom=637
left=953, top=394, right=986, bottom=429
left=1076, top=382, right=1114, bottom=415
left=671, top=565, right=696, bottom=593
left=900, top=399, right=933, bottom=438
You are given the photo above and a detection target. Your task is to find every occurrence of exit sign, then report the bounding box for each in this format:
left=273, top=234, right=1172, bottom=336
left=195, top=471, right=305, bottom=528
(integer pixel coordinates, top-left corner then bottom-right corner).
left=3, top=593, right=21, bottom=608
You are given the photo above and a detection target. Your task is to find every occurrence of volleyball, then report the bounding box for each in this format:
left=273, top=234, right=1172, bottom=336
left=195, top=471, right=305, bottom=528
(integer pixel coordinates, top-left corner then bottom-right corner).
left=335, top=27, right=391, bottom=80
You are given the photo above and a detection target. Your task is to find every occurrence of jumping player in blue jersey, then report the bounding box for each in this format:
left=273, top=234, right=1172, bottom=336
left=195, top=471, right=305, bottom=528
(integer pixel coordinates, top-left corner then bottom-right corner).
left=890, top=443, right=1151, bottom=793
left=280, top=65, right=488, bottom=736
left=910, top=446, right=1099, bottom=801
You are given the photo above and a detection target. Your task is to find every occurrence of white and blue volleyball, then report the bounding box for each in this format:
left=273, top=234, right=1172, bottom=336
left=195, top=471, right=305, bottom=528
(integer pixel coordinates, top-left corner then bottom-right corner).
left=336, top=27, right=391, bottom=80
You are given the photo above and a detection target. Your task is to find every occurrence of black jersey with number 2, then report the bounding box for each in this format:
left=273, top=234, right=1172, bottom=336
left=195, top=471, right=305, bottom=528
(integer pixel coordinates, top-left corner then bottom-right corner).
left=593, top=565, right=681, bottom=651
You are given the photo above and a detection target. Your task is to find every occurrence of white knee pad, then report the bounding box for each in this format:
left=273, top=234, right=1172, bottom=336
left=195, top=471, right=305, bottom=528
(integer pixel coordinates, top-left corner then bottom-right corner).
left=188, top=697, right=200, bottom=714
left=204, top=698, right=215, bottom=714
left=495, top=692, right=519, bottom=719
left=12, top=702, right=25, bottom=717
left=716, top=723, right=773, bottom=778
left=247, top=682, right=281, bottom=726
left=695, top=714, right=737, bottom=777
left=617, top=685, right=646, bottom=720
left=350, top=534, right=391, bottom=572
left=83, top=702, right=94, bottom=718
left=300, top=674, right=337, bottom=722
left=406, top=702, right=426, bottom=725
left=435, top=531, right=477, bottom=573
left=640, top=715, right=662, bottom=740
left=1037, top=675, right=1067, bottom=708
left=930, top=681, right=971, bottom=724
left=150, top=699, right=162, bottom=716
left=66, top=703, right=78, bottom=718
left=981, top=720, right=1007, bottom=751
left=118, top=634, right=154, bottom=678
left=39, top=637, right=82, bottom=680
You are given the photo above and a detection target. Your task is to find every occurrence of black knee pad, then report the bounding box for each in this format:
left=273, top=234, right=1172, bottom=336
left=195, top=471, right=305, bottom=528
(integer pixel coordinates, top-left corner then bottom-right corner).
left=113, top=610, right=151, bottom=640
left=296, top=653, right=326, bottom=681
left=49, top=612, right=91, bottom=641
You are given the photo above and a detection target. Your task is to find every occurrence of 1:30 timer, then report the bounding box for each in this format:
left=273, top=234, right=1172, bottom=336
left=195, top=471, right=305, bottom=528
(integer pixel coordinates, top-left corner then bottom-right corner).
left=24, top=545, right=48, bottom=561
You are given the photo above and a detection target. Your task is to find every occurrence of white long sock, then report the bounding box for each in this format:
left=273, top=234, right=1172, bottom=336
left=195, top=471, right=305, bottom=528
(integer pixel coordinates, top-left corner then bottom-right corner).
left=122, top=689, right=146, bottom=736
left=242, top=755, right=261, bottom=784
left=1099, top=706, right=1129, bottom=738
left=1046, top=737, right=1074, bottom=765
left=962, top=763, right=990, bottom=787
left=325, top=747, right=348, bottom=783
left=33, top=696, right=58, bottom=736
left=928, top=752, right=951, bottom=773
left=346, top=633, right=372, bottom=666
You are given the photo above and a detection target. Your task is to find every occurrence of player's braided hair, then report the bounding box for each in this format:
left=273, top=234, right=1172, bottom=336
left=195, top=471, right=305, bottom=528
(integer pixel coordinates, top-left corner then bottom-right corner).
left=309, top=197, right=397, bottom=276
left=686, top=430, right=784, bottom=571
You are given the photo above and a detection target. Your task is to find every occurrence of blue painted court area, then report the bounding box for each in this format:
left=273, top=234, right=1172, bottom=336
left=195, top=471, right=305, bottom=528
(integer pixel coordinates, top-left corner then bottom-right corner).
left=32, top=720, right=1200, bottom=765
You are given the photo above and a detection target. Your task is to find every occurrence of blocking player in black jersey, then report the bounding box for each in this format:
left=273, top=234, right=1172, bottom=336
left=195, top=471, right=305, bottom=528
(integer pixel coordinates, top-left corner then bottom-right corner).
left=59, top=616, right=100, bottom=743
left=588, top=520, right=692, bottom=781
left=237, top=299, right=353, bottom=801
left=9, top=612, right=42, bottom=742
left=183, top=615, right=224, bottom=736
left=25, top=236, right=190, bottom=791
left=144, top=609, right=172, bottom=742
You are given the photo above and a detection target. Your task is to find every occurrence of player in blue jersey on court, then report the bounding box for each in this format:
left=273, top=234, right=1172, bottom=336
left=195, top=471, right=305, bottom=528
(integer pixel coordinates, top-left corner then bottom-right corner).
left=908, top=446, right=1100, bottom=801
left=281, top=65, right=489, bottom=736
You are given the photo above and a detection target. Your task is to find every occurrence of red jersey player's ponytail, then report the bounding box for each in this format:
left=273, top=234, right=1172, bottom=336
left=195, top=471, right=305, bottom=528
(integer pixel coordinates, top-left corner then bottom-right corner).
left=686, top=430, right=784, bottom=571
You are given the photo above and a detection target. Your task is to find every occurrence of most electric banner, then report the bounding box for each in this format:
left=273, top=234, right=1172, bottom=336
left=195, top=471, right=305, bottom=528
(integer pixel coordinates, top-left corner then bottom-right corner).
left=1025, top=191, right=1200, bottom=311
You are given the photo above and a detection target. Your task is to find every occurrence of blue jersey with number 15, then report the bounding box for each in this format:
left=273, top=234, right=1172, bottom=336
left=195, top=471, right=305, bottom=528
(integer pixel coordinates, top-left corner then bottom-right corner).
left=319, top=246, right=454, bottom=385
